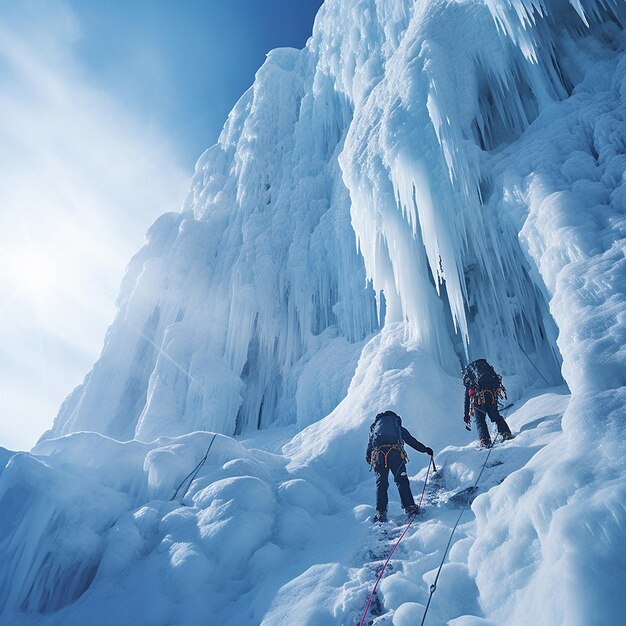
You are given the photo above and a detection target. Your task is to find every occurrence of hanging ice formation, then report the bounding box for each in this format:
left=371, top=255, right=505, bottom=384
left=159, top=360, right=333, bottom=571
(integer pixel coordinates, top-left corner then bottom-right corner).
left=43, top=0, right=625, bottom=446
left=3, top=0, right=626, bottom=623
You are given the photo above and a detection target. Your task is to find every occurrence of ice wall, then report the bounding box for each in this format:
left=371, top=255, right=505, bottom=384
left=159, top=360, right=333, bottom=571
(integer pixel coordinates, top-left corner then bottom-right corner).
left=465, top=13, right=626, bottom=624
left=338, top=0, right=577, bottom=377
left=46, top=0, right=575, bottom=444
left=46, top=46, right=380, bottom=442
left=3, top=0, right=626, bottom=624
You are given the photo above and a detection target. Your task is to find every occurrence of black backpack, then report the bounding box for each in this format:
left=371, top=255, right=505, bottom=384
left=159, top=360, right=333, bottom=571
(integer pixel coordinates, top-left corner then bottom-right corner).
left=370, top=411, right=403, bottom=446
left=462, top=359, right=501, bottom=391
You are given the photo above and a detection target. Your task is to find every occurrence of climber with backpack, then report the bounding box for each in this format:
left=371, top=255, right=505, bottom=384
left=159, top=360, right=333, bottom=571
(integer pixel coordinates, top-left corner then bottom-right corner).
left=365, top=410, right=433, bottom=523
left=462, top=358, right=514, bottom=448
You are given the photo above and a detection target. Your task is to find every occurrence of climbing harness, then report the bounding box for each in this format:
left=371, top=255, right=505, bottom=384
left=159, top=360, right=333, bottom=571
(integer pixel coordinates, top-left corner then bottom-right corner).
left=469, top=386, right=507, bottom=417
left=171, top=433, right=217, bottom=503
left=359, top=457, right=434, bottom=626
left=370, top=443, right=406, bottom=470
left=474, top=385, right=507, bottom=407
left=420, top=404, right=513, bottom=625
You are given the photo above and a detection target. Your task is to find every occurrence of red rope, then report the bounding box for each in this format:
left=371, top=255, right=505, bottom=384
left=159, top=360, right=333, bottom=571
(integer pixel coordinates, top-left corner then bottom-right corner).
left=358, top=457, right=433, bottom=626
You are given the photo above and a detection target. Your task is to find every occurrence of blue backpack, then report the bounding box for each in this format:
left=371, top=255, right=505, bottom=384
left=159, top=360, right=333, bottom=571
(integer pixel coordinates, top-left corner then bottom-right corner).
left=462, top=359, right=501, bottom=391
left=370, top=411, right=403, bottom=446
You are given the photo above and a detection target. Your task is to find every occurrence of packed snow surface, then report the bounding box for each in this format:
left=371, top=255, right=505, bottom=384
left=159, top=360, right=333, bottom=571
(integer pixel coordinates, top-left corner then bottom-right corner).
left=1, top=385, right=570, bottom=626
left=2, top=0, right=626, bottom=623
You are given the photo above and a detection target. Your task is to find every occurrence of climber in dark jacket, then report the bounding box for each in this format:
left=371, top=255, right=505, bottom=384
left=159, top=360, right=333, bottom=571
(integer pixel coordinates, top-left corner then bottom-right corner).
left=462, top=359, right=513, bottom=448
left=366, top=410, right=433, bottom=523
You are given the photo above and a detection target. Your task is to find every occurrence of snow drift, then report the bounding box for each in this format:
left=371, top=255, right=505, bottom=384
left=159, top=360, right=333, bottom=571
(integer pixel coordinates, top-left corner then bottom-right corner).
left=2, top=0, right=625, bottom=624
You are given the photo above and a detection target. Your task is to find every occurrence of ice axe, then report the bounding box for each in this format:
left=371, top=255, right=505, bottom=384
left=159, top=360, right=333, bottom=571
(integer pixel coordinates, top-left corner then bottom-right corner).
left=429, top=453, right=438, bottom=473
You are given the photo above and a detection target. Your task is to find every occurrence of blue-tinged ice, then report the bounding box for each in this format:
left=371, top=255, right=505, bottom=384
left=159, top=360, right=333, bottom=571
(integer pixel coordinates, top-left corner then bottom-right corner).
left=2, top=0, right=626, bottom=624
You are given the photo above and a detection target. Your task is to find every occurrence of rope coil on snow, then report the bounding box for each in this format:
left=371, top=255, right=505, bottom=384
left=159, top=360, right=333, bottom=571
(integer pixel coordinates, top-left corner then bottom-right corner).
left=359, top=456, right=434, bottom=626
left=171, top=433, right=217, bottom=503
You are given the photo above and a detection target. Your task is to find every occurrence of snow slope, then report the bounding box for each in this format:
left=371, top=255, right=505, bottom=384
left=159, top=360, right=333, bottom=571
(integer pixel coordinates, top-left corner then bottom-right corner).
left=0, top=386, right=569, bottom=626
left=2, top=0, right=626, bottom=624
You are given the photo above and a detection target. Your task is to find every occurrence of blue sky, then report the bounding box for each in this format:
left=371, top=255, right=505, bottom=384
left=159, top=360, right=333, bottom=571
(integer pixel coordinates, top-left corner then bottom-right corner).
left=0, top=0, right=322, bottom=450
left=69, top=0, right=323, bottom=168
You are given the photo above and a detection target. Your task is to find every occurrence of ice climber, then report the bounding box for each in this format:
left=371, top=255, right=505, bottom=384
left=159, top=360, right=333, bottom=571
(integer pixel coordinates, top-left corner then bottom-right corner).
left=366, top=410, right=433, bottom=523
left=462, top=358, right=514, bottom=448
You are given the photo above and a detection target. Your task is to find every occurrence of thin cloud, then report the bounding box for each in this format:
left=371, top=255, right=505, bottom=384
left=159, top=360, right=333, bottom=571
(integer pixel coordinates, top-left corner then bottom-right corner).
left=0, top=0, right=189, bottom=450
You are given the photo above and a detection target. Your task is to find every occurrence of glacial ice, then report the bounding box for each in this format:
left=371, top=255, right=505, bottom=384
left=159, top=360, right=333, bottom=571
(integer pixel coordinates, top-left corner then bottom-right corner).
left=1, top=0, right=625, bottom=624
left=44, top=0, right=578, bottom=445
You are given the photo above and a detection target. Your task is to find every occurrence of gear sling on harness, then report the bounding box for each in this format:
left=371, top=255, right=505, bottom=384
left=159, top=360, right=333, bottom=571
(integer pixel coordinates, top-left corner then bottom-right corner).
left=469, top=386, right=507, bottom=416
left=370, top=443, right=407, bottom=469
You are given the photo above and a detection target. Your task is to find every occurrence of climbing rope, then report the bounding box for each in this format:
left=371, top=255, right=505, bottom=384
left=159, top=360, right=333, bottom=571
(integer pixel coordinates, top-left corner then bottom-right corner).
left=359, top=456, right=434, bottom=626
left=171, top=433, right=217, bottom=503
left=420, top=404, right=514, bottom=625
left=517, top=341, right=551, bottom=386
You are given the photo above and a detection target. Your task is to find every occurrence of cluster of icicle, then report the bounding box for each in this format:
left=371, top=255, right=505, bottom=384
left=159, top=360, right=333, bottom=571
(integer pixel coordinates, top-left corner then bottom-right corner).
left=46, top=0, right=625, bottom=444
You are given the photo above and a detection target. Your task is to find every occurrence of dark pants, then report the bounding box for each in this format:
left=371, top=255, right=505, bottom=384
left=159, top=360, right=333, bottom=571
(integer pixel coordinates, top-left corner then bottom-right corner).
left=374, top=447, right=415, bottom=512
left=474, top=401, right=512, bottom=440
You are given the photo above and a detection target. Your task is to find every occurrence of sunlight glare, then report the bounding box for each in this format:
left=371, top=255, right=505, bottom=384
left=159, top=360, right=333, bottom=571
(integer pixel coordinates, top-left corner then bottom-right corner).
left=1, top=245, right=64, bottom=301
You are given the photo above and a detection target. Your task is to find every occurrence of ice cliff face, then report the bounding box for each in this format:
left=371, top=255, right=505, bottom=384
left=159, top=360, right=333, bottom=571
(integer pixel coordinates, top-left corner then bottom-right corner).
left=47, top=42, right=379, bottom=442
left=8, top=0, right=624, bottom=622
left=45, top=0, right=621, bottom=444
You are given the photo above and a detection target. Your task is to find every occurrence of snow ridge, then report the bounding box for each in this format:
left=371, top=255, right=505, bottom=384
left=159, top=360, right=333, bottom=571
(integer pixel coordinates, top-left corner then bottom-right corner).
left=2, top=0, right=626, bottom=624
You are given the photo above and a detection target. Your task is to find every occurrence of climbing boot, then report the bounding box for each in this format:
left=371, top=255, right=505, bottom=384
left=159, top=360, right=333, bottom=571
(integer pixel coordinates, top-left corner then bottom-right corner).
left=500, top=432, right=515, bottom=441
left=374, top=510, right=387, bottom=523
left=479, top=437, right=492, bottom=449
left=405, top=505, right=420, bottom=517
